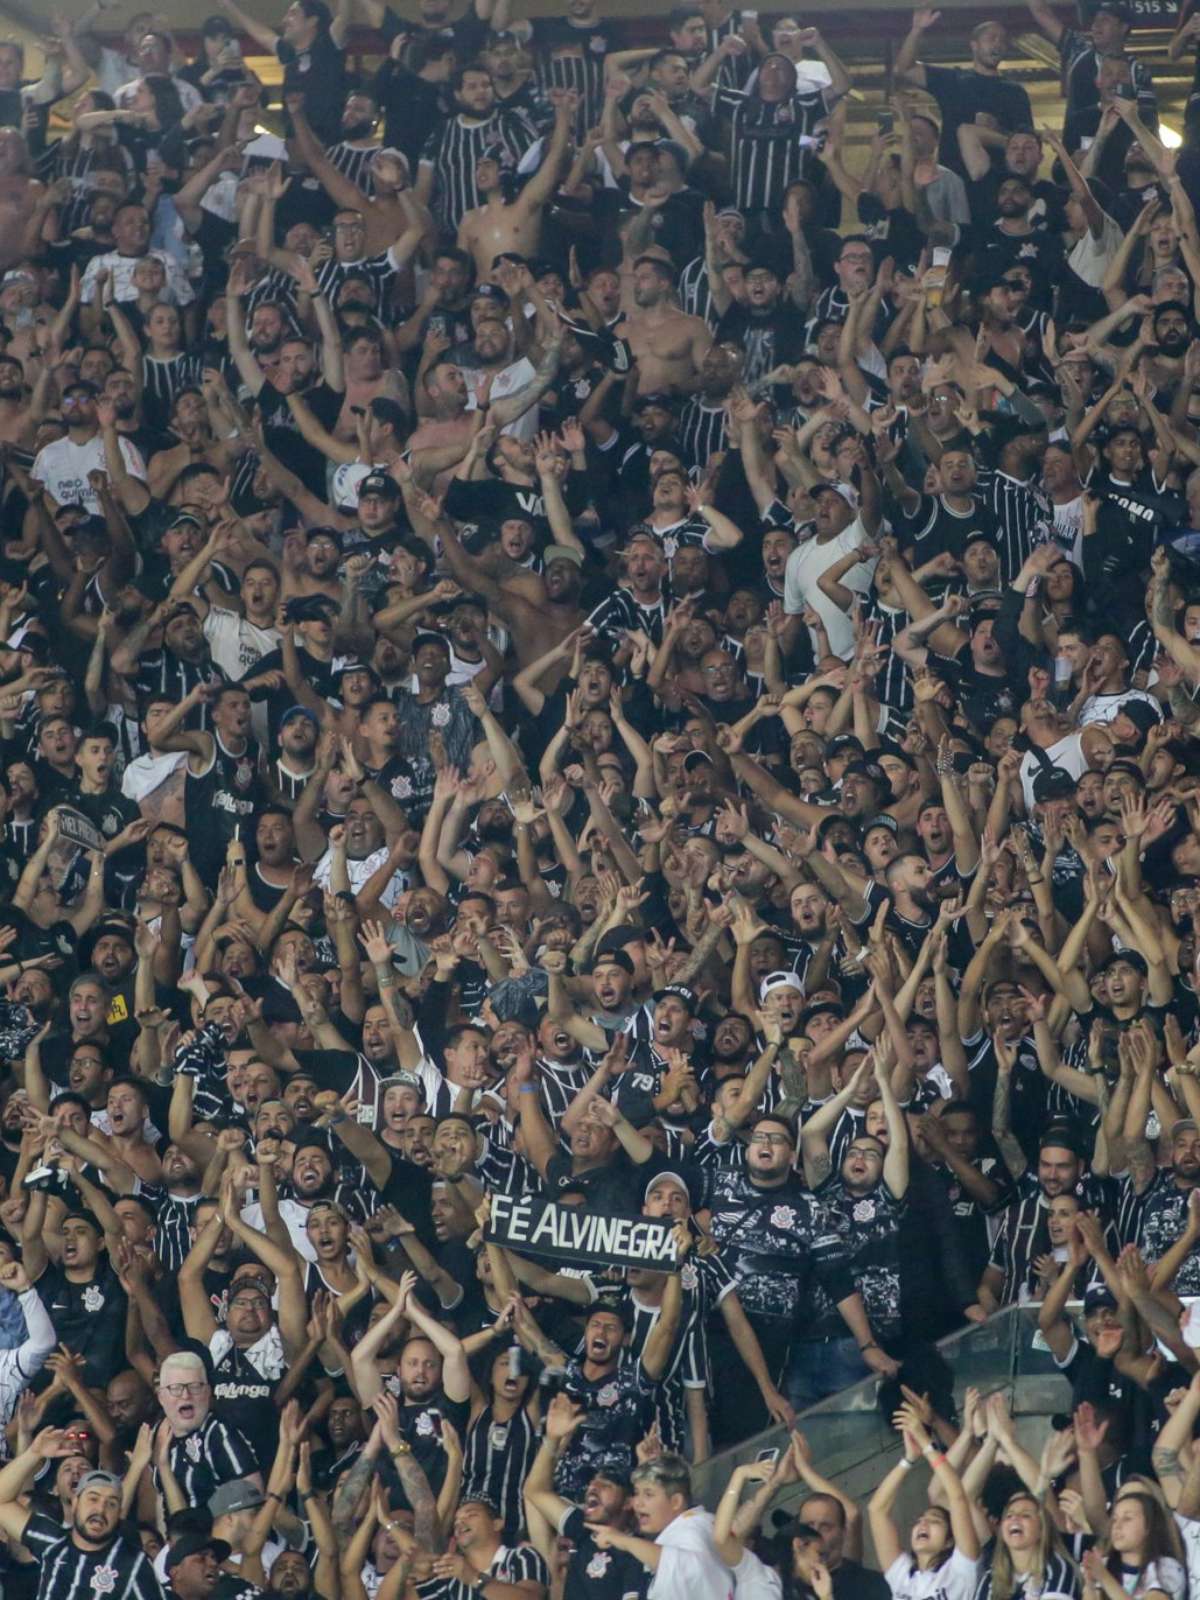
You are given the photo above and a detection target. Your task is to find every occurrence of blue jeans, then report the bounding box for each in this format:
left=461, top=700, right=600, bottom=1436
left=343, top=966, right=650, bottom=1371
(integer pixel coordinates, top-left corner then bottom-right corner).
left=786, top=1335, right=870, bottom=1411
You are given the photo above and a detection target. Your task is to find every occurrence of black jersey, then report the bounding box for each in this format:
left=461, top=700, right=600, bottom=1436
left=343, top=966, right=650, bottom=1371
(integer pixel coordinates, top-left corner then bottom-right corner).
left=462, top=1401, right=538, bottom=1542
left=21, top=1512, right=161, bottom=1600
left=184, top=733, right=264, bottom=883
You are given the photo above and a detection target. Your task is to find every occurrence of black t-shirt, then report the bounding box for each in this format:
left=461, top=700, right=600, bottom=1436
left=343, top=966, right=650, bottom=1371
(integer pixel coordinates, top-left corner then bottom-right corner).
left=560, top=1505, right=649, bottom=1599
left=387, top=1391, right=470, bottom=1507
left=36, top=1258, right=129, bottom=1387
left=257, top=379, right=343, bottom=499
left=715, top=301, right=807, bottom=388
left=275, top=29, right=349, bottom=144
left=923, top=65, right=1034, bottom=177
left=241, top=645, right=339, bottom=747
left=927, top=646, right=1020, bottom=732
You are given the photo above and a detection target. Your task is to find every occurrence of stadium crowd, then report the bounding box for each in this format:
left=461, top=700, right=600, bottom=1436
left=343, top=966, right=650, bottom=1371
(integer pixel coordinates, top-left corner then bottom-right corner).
left=7, top=0, right=1200, bottom=1593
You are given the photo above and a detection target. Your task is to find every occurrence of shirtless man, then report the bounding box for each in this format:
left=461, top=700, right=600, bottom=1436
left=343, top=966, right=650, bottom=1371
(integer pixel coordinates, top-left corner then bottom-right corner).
left=332, top=327, right=410, bottom=444
left=0, top=353, right=40, bottom=447
left=430, top=488, right=585, bottom=664
left=0, top=130, right=43, bottom=274
left=456, top=89, right=574, bottom=280
left=620, top=254, right=712, bottom=395
left=283, top=105, right=434, bottom=260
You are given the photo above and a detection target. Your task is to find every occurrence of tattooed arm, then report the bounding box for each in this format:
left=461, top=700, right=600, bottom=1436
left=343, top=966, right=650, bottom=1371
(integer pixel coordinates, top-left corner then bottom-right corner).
left=331, top=1421, right=384, bottom=1542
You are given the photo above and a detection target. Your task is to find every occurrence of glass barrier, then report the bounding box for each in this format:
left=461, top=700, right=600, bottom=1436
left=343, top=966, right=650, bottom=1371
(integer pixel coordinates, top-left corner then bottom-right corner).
left=692, top=1303, right=1077, bottom=1510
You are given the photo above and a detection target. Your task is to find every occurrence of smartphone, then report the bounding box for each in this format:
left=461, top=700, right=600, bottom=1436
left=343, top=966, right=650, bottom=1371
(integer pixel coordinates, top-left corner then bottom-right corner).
left=877, top=111, right=894, bottom=136
left=932, top=246, right=951, bottom=268
left=756, top=1447, right=780, bottom=1465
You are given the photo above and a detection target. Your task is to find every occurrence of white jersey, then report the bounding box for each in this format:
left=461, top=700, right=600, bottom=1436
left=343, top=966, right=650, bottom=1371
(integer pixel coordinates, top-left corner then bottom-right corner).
left=32, top=433, right=147, bottom=513
left=884, top=1549, right=980, bottom=1600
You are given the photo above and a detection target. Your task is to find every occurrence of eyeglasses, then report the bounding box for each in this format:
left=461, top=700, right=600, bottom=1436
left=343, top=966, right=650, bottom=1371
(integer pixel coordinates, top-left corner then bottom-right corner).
left=229, top=1295, right=269, bottom=1310
left=161, top=1381, right=208, bottom=1397
left=748, top=1132, right=792, bottom=1147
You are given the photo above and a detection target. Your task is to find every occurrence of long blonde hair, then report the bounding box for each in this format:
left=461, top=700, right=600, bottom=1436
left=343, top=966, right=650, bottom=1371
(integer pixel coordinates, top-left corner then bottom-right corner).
left=990, top=1493, right=1071, bottom=1600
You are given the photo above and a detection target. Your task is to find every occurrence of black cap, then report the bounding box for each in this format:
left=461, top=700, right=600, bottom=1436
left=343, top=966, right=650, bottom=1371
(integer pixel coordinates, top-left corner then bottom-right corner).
left=1032, top=766, right=1077, bottom=802
left=285, top=595, right=339, bottom=623
left=842, top=759, right=887, bottom=789
left=359, top=471, right=399, bottom=500
left=166, top=1535, right=232, bottom=1574
left=653, top=983, right=698, bottom=1013
left=632, top=392, right=674, bottom=413
left=827, top=734, right=865, bottom=758
left=1083, top=1284, right=1119, bottom=1312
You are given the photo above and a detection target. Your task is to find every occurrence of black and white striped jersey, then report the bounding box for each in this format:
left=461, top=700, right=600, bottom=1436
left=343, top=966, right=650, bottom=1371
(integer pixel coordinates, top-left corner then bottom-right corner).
left=418, top=109, right=538, bottom=232
left=325, top=139, right=378, bottom=196
left=974, top=467, right=1052, bottom=585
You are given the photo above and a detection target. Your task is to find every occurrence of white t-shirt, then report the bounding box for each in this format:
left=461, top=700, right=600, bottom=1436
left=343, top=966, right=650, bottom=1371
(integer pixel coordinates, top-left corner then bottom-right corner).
left=1118, top=1556, right=1186, bottom=1596
left=241, top=1197, right=317, bottom=1262
left=313, top=844, right=411, bottom=909
left=79, top=247, right=196, bottom=307
left=885, top=1549, right=980, bottom=1600
left=203, top=607, right=280, bottom=680
left=731, top=1549, right=782, bottom=1599
left=1078, top=688, right=1161, bottom=728
left=1174, top=1514, right=1200, bottom=1600
left=782, top=519, right=877, bottom=660
left=121, top=748, right=187, bottom=805
left=1051, top=493, right=1084, bottom=564
left=649, top=1509, right=734, bottom=1600
left=463, top=355, right=540, bottom=442
left=1068, top=212, right=1124, bottom=287
left=32, top=433, right=147, bottom=513
left=1019, top=731, right=1087, bottom=811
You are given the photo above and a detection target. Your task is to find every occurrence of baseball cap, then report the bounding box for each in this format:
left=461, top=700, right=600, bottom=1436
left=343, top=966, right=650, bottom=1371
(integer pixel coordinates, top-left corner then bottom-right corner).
left=359, top=471, right=399, bottom=500
left=285, top=595, right=338, bottom=623
left=653, top=983, right=698, bottom=1013
left=863, top=813, right=899, bottom=835
left=644, top=1172, right=689, bottom=1204
left=280, top=706, right=319, bottom=730
left=1100, top=948, right=1149, bottom=976
left=760, top=970, right=804, bottom=1002
left=166, top=1535, right=232, bottom=1573
left=1115, top=699, right=1163, bottom=733
left=1083, top=1285, right=1118, bottom=1313
left=1032, top=766, right=1077, bottom=802
left=209, top=1478, right=266, bottom=1517
left=827, top=735, right=866, bottom=759
left=77, top=1471, right=122, bottom=1496
left=842, top=759, right=887, bottom=789
left=809, top=481, right=857, bottom=508
left=543, top=544, right=583, bottom=567
left=632, top=392, right=674, bottom=413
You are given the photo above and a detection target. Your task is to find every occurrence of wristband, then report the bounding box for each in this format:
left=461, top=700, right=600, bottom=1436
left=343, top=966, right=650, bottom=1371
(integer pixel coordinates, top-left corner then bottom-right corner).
left=266, top=1492, right=282, bottom=1502
left=858, top=1341, right=879, bottom=1352
left=519, top=1084, right=538, bottom=1094
left=898, top=1457, right=914, bottom=1471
